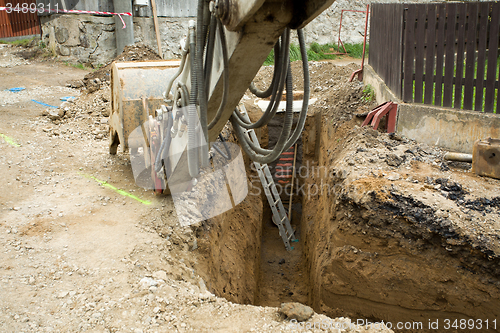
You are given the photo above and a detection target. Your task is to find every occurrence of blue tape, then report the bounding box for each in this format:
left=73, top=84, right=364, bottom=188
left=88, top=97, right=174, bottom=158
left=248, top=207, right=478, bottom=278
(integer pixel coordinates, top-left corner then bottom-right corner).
left=6, top=87, right=25, bottom=92
left=31, top=99, right=58, bottom=108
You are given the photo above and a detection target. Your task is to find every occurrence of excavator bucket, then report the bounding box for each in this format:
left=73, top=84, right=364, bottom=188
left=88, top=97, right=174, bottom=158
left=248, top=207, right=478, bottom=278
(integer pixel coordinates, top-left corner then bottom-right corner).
left=109, top=60, right=181, bottom=155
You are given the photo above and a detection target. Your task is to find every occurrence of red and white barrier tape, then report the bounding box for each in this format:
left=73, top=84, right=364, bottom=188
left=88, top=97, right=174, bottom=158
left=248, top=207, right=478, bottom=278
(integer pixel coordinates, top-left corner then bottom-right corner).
left=0, top=7, right=132, bottom=29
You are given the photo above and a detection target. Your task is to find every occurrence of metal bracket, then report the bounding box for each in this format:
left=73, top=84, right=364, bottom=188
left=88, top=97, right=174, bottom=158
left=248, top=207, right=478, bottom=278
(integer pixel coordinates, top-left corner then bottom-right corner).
left=361, top=101, right=398, bottom=133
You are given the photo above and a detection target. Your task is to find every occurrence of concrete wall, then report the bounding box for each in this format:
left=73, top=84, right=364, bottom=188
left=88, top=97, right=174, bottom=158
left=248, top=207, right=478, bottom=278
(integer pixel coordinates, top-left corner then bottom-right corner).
left=363, top=64, right=401, bottom=104
left=364, top=63, right=500, bottom=154
left=133, top=17, right=191, bottom=60
left=397, top=105, right=500, bottom=154
left=305, top=0, right=492, bottom=46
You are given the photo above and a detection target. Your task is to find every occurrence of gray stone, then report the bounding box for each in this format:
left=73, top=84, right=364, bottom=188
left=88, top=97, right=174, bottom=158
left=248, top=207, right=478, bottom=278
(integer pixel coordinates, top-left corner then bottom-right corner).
left=386, top=153, right=403, bottom=167
left=79, top=34, right=89, bottom=48
left=48, top=108, right=65, bottom=121
left=279, top=302, right=314, bottom=322
left=58, top=45, right=70, bottom=56
left=55, top=27, right=69, bottom=44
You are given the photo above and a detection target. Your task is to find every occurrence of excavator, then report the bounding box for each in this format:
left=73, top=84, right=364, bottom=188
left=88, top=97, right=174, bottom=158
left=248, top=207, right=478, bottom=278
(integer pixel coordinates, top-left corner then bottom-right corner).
left=108, top=0, right=335, bottom=235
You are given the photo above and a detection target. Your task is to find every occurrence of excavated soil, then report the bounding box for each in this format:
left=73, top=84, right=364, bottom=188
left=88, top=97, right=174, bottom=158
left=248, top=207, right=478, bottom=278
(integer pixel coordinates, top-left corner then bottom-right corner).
left=198, top=60, right=500, bottom=332
left=4, top=40, right=500, bottom=332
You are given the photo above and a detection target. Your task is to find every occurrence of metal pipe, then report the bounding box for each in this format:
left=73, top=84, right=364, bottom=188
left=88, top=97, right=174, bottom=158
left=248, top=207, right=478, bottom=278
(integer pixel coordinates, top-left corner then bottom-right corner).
left=444, top=152, right=472, bottom=163
left=337, top=8, right=371, bottom=55
left=361, top=4, right=369, bottom=72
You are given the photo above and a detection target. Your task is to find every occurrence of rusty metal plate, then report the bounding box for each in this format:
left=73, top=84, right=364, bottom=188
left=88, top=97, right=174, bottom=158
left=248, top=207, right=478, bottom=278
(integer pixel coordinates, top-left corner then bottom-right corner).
left=472, top=138, right=500, bottom=180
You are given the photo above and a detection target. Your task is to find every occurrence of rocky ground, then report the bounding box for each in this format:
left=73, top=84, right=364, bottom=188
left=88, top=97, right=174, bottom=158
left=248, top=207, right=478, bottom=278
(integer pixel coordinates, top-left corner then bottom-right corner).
left=0, top=43, right=393, bottom=333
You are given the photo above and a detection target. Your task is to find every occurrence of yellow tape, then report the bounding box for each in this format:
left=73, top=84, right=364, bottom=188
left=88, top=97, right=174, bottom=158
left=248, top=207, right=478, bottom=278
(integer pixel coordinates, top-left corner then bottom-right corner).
left=81, top=173, right=152, bottom=205
left=0, top=133, right=20, bottom=147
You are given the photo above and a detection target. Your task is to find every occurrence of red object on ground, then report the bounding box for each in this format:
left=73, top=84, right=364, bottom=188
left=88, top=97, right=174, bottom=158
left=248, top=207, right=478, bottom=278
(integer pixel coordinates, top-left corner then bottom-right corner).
left=361, top=101, right=398, bottom=133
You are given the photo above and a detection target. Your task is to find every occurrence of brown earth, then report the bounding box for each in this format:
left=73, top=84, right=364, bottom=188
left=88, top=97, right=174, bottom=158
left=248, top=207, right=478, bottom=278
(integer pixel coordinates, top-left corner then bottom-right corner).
left=197, top=60, right=500, bottom=333
left=1, top=44, right=391, bottom=333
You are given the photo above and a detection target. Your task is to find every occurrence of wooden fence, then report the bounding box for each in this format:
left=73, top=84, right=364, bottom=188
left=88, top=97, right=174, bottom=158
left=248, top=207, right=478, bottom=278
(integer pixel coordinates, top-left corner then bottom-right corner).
left=0, top=0, right=40, bottom=38
left=369, top=2, right=500, bottom=113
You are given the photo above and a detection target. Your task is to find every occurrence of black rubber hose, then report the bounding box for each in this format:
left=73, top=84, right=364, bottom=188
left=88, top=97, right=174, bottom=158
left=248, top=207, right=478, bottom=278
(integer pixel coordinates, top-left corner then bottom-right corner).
left=197, top=0, right=209, bottom=167
left=240, top=59, right=294, bottom=155
left=204, top=14, right=217, bottom=97
left=230, top=59, right=294, bottom=164
left=231, top=30, right=289, bottom=128
left=241, top=29, right=310, bottom=155
left=231, top=28, right=291, bottom=129
left=249, top=42, right=281, bottom=98
left=212, top=134, right=231, bottom=160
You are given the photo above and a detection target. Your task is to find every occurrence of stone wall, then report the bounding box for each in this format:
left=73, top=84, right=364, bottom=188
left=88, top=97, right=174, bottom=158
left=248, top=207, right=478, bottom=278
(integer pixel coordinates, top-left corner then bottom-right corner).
left=40, top=1, right=491, bottom=65
left=303, top=0, right=490, bottom=45
left=40, top=14, right=117, bottom=66
left=40, top=14, right=190, bottom=65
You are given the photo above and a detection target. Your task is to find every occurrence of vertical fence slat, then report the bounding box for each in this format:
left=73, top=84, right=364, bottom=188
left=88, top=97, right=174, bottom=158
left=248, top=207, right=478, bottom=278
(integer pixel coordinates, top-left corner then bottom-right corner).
left=424, top=5, right=437, bottom=105
left=454, top=4, right=467, bottom=109
left=0, top=0, right=40, bottom=38
left=414, top=4, right=426, bottom=104
left=484, top=3, right=500, bottom=113
left=434, top=5, right=446, bottom=106
left=498, top=56, right=500, bottom=114
left=464, top=3, right=478, bottom=110
left=474, top=2, right=490, bottom=111
left=369, top=4, right=404, bottom=99
left=403, top=4, right=416, bottom=102
left=443, top=3, right=457, bottom=108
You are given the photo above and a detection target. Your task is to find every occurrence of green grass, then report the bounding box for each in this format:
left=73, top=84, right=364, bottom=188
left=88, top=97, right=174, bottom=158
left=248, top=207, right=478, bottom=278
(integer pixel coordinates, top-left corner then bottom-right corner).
left=264, top=42, right=368, bottom=66
left=362, top=84, right=375, bottom=102
left=64, top=61, right=90, bottom=71
left=0, top=37, right=35, bottom=47
left=409, top=57, right=500, bottom=113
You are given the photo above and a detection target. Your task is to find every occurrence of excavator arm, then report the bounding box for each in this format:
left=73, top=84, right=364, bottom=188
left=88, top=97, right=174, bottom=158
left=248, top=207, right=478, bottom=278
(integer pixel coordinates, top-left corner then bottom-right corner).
left=109, top=0, right=335, bottom=195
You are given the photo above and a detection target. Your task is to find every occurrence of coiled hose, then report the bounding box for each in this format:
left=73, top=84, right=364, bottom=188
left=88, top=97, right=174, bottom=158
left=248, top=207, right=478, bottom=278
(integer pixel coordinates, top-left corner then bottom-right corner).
left=231, top=28, right=290, bottom=129
left=230, top=29, right=310, bottom=164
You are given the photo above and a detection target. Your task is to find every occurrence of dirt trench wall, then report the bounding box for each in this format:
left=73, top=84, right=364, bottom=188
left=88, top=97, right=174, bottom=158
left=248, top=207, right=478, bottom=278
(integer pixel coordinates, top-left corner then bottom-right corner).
left=199, top=116, right=266, bottom=305
left=299, top=116, right=500, bottom=331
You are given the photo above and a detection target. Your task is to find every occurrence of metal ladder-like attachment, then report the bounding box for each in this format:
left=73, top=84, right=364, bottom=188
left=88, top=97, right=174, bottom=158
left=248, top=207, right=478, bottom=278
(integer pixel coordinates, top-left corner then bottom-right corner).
left=238, top=106, right=298, bottom=251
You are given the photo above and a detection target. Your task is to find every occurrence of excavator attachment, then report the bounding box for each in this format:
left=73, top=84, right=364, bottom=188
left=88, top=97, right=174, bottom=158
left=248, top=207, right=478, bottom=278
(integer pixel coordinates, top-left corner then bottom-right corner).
left=109, top=60, right=181, bottom=155
left=109, top=0, right=336, bottom=195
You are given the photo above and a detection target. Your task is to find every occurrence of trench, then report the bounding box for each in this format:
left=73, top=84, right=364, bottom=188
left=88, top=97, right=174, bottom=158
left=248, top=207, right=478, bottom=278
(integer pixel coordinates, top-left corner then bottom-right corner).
left=197, top=113, right=500, bottom=333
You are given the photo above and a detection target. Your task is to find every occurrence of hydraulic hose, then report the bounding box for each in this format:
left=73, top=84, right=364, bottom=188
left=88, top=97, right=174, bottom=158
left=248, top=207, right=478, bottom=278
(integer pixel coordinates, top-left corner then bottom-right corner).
left=204, top=14, right=217, bottom=97
left=231, top=29, right=291, bottom=129
left=230, top=28, right=310, bottom=164
left=240, top=59, right=294, bottom=155
left=230, top=60, right=294, bottom=164
left=212, top=134, right=231, bottom=160
left=249, top=42, right=281, bottom=98
left=241, top=29, right=310, bottom=155
left=164, top=47, right=188, bottom=103
left=197, top=0, right=209, bottom=168
left=187, top=22, right=200, bottom=178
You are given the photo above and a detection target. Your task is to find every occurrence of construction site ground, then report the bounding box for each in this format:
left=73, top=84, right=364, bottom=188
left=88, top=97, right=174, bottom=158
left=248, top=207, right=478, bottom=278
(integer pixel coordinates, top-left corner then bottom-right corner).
left=1, top=42, right=499, bottom=333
